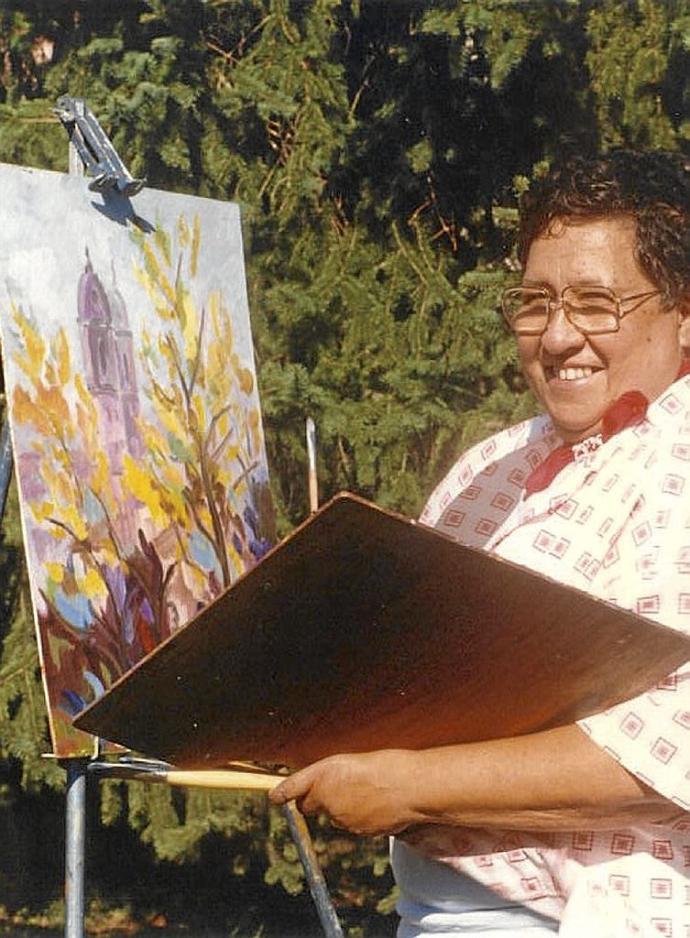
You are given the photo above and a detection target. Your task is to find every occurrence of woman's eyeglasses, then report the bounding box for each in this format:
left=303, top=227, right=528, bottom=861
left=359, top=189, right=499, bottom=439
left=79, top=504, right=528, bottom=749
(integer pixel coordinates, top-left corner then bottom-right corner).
left=501, top=285, right=661, bottom=336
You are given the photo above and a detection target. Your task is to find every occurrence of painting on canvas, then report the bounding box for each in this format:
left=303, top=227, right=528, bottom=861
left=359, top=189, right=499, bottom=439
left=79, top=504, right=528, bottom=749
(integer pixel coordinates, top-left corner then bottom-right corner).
left=0, top=164, right=275, bottom=756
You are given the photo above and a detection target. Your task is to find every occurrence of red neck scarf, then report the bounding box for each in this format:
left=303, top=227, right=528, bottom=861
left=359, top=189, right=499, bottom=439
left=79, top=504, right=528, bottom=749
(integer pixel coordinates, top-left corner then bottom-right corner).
left=524, top=361, right=690, bottom=499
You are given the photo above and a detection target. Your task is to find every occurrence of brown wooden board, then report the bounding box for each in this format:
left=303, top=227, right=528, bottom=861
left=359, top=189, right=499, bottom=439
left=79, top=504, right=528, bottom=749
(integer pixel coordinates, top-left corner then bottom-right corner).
left=74, top=492, right=690, bottom=769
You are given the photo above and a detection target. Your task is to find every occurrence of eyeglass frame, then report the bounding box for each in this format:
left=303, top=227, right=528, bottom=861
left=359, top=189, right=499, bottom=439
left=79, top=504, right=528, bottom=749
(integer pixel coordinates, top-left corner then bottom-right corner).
left=500, top=283, right=662, bottom=336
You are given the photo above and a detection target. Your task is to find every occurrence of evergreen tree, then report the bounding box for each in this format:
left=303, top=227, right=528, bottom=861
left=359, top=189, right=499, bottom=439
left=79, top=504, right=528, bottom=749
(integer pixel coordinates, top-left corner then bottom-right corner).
left=0, top=0, right=690, bottom=930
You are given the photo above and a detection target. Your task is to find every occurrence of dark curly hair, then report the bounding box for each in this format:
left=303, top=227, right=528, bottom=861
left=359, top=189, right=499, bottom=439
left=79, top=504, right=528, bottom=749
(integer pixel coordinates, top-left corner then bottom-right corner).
left=518, top=150, right=690, bottom=307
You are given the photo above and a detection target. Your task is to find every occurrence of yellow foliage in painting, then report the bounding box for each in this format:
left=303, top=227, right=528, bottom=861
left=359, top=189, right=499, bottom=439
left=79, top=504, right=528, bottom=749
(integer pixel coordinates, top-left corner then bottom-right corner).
left=122, top=454, right=168, bottom=527
left=190, top=215, right=201, bottom=278
left=134, top=264, right=153, bottom=302
left=11, top=302, right=45, bottom=382
left=157, top=332, right=175, bottom=369
left=59, top=506, right=88, bottom=542
left=31, top=501, right=54, bottom=523
left=190, top=394, right=207, bottom=436
left=177, top=215, right=190, bottom=248
left=140, top=422, right=169, bottom=463
left=131, top=211, right=265, bottom=594
left=155, top=298, right=173, bottom=321
left=159, top=484, right=187, bottom=525
left=248, top=408, right=262, bottom=453
left=176, top=213, right=201, bottom=272
left=134, top=263, right=174, bottom=317
left=45, top=562, right=65, bottom=584
left=212, top=410, right=231, bottom=449
left=41, top=384, right=70, bottom=428
left=226, top=538, right=244, bottom=578
left=44, top=360, right=57, bottom=385
left=98, top=545, right=119, bottom=567
left=156, top=401, right=189, bottom=446
left=142, top=240, right=176, bottom=306
left=180, top=289, right=198, bottom=360
left=210, top=291, right=233, bottom=347
left=91, top=450, right=111, bottom=497
left=40, top=460, right=66, bottom=497
left=12, top=385, right=52, bottom=436
left=159, top=461, right=184, bottom=489
left=77, top=567, right=107, bottom=602
left=53, top=328, right=71, bottom=385
left=196, top=503, right=213, bottom=533
left=75, top=374, right=98, bottom=424
left=153, top=224, right=172, bottom=267
left=238, top=367, right=254, bottom=395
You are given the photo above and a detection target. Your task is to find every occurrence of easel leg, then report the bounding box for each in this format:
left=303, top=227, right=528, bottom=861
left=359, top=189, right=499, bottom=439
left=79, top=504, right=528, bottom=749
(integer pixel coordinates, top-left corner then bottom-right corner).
left=0, top=421, right=13, bottom=520
left=64, top=759, right=88, bottom=938
left=282, top=802, right=344, bottom=938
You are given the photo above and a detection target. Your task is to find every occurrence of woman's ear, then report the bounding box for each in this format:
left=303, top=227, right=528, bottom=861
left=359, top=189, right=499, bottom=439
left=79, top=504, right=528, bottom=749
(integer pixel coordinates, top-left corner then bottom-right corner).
left=679, top=298, right=690, bottom=352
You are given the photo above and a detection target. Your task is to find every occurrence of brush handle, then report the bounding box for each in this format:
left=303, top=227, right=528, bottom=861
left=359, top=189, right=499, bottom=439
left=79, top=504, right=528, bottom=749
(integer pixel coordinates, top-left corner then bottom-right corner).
left=165, top=769, right=284, bottom=791
left=306, top=416, right=319, bottom=513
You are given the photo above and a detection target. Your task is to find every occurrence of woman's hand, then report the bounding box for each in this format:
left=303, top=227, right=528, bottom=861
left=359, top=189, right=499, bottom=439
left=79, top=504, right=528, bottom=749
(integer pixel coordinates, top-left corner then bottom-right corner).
left=269, top=749, right=423, bottom=836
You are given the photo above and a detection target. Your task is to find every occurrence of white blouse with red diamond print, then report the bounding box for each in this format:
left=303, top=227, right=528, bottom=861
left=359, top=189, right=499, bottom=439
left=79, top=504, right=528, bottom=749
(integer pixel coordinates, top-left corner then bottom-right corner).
left=403, top=372, right=690, bottom=937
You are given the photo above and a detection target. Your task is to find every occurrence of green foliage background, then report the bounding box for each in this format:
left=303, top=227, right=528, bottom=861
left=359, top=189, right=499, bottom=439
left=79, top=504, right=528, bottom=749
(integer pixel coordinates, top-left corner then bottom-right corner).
left=1, top=0, right=690, bottom=931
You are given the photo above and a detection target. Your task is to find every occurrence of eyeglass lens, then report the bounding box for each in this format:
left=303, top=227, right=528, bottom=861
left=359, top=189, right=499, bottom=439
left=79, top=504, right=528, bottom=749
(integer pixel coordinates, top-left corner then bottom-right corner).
left=504, top=287, right=619, bottom=335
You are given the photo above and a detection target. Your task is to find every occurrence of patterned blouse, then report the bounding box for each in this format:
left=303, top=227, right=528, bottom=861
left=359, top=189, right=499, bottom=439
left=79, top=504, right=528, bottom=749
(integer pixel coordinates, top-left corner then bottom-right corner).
left=401, top=372, right=690, bottom=937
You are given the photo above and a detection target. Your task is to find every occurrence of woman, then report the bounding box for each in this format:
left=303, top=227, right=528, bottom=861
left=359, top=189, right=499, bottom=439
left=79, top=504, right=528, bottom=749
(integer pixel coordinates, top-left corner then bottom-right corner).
left=271, top=151, right=690, bottom=936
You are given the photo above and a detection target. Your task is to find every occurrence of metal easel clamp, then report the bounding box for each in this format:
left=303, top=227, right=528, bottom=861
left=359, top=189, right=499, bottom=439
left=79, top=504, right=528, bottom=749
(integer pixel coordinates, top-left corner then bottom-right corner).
left=53, top=95, right=146, bottom=197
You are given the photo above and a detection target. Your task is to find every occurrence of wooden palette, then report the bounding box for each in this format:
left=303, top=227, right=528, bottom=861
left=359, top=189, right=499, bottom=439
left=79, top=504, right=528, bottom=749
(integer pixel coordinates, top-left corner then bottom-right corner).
left=75, top=492, right=690, bottom=768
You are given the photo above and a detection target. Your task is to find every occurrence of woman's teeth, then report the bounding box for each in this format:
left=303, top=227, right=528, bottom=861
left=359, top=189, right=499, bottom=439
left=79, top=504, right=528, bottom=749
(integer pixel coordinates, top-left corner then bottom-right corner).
left=556, top=366, right=594, bottom=381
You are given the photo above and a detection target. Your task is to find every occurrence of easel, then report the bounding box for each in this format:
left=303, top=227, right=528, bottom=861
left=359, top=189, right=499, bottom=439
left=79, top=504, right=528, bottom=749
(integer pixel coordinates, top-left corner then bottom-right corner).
left=0, top=97, right=344, bottom=938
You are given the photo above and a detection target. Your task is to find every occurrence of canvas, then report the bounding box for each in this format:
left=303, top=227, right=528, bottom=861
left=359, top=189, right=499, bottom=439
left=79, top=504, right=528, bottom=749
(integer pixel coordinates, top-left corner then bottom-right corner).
left=0, top=163, right=275, bottom=756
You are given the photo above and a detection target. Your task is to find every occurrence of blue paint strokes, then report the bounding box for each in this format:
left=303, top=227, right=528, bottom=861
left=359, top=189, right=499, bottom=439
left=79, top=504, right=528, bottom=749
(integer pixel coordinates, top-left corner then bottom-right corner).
left=61, top=688, right=85, bottom=716
left=83, top=488, right=105, bottom=524
left=122, top=605, right=134, bottom=645
left=189, top=530, right=218, bottom=572
left=243, top=503, right=258, bottom=533
left=250, top=537, right=271, bottom=560
left=243, top=501, right=270, bottom=558
left=54, top=591, right=92, bottom=630
left=83, top=670, right=105, bottom=699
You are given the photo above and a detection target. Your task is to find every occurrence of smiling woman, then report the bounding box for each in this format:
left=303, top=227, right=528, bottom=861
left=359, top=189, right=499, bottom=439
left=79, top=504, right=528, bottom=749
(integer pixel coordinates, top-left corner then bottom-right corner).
left=270, top=151, right=690, bottom=937
left=513, top=217, right=690, bottom=443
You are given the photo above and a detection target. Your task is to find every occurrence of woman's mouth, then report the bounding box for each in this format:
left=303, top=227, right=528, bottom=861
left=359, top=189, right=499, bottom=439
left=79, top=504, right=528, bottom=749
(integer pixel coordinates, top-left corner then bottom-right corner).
left=546, top=365, right=598, bottom=382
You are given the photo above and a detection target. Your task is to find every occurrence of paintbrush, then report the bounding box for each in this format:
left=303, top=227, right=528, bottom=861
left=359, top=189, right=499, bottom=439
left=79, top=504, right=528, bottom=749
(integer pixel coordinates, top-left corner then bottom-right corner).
left=89, top=757, right=285, bottom=791
left=306, top=416, right=319, bottom=513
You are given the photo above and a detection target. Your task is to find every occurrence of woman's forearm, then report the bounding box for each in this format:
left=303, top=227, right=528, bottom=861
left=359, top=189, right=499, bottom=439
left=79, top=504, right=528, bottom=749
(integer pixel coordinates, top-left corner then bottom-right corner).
left=269, top=724, right=675, bottom=836
left=405, top=724, right=672, bottom=830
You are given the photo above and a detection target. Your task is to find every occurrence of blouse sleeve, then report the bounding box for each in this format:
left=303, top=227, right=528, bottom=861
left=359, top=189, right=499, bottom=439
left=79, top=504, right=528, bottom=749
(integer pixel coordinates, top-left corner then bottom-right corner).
left=577, top=663, right=690, bottom=810
left=575, top=408, right=690, bottom=810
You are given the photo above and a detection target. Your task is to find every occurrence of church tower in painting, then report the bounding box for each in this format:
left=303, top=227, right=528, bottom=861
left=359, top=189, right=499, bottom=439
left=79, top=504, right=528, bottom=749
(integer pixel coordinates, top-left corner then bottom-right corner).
left=77, top=249, right=142, bottom=470
left=108, top=260, right=141, bottom=459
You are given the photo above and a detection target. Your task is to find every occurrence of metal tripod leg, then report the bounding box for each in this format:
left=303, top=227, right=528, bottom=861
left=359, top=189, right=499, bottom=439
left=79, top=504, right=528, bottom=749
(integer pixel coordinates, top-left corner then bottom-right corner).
left=0, top=421, right=13, bottom=520
left=282, top=801, right=344, bottom=938
left=0, top=425, right=88, bottom=938
left=63, top=759, right=88, bottom=938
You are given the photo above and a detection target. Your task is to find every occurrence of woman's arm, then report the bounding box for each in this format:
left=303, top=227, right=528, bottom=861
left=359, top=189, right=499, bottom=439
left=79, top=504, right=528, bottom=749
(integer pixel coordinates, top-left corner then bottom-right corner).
left=269, top=724, right=676, bottom=836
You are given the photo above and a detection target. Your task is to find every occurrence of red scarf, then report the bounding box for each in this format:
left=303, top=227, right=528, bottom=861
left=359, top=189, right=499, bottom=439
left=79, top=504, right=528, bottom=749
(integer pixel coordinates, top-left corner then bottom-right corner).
left=524, top=361, right=690, bottom=499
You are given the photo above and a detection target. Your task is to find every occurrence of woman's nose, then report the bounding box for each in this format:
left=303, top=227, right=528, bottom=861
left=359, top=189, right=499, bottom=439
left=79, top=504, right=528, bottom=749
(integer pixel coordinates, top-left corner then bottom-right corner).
left=539, top=302, right=587, bottom=355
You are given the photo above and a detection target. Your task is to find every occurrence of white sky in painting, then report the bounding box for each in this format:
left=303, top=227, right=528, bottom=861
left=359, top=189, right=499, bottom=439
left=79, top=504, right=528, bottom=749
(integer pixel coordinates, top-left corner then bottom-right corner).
left=0, top=163, right=258, bottom=429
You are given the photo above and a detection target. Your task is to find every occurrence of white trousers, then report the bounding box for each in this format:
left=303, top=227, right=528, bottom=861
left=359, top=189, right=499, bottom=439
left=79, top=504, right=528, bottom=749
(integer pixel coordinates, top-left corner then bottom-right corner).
left=392, top=840, right=559, bottom=937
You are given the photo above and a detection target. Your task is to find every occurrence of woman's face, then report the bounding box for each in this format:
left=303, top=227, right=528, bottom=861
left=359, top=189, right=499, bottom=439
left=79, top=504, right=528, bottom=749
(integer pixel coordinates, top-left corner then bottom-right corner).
left=517, top=216, right=689, bottom=443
